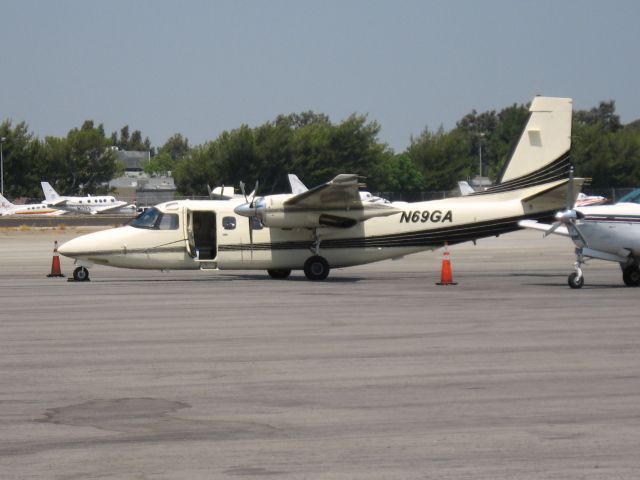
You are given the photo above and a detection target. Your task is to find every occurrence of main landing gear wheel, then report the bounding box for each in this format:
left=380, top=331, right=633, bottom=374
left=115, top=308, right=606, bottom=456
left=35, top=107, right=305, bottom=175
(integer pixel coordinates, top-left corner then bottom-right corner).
left=267, top=269, right=291, bottom=279
left=622, top=265, right=640, bottom=287
left=73, top=266, right=90, bottom=282
left=568, top=271, right=584, bottom=289
left=303, top=256, right=330, bottom=281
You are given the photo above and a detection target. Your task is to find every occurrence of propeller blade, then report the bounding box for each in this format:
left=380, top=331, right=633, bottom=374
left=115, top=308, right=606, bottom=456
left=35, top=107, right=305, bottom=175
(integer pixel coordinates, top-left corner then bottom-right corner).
left=573, top=225, right=588, bottom=246
left=249, top=180, right=259, bottom=207
left=567, top=166, right=575, bottom=210
left=239, top=181, right=247, bottom=202
left=249, top=217, right=254, bottom=260
left=544, top=221, right=562, bottom=237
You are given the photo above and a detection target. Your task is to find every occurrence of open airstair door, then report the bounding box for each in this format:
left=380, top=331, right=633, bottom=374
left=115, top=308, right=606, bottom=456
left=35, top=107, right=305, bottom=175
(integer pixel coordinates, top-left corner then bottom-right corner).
left=184, top=208, right=217, bottom=262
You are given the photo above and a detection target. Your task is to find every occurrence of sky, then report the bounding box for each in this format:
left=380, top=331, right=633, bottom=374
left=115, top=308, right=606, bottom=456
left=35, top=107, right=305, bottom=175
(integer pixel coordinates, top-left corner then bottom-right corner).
left=1, top=0, right=639, bottom=152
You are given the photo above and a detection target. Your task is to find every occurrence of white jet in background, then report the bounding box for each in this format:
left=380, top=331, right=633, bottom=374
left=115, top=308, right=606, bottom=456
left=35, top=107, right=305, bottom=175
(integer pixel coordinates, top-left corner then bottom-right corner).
left=41, top=182, right=132, bottom=214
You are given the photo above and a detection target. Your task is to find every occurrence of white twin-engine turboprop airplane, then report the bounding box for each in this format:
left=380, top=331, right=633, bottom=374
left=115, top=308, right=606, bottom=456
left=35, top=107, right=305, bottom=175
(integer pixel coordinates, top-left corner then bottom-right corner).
left=41, top=182, right=133, bottom=214
left=59, top=96, right=583, bottom=282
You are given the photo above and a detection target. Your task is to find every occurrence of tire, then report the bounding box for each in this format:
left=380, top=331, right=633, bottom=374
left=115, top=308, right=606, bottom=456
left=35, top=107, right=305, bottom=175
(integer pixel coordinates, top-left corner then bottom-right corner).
left=73, top=266, right=90, bottom=282
left=303, top=256, right=330, bottom=281
left=622, top=265, right=640, bottom=287
left=267, top=269, right=291, bottom=279
left=568, top=272, right=584, bottom=289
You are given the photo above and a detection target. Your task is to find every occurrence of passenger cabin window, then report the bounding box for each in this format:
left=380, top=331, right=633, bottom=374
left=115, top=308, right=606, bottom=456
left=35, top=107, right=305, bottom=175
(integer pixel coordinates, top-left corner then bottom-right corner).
left=131, top=207, right=179, bottom=230
left=222, top=216, right=236, bottom=230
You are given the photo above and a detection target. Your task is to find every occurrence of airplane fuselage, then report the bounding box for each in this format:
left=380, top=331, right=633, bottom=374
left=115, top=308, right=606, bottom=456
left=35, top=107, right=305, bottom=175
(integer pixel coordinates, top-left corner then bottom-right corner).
left=58, top=180, right=567, bottom=272
left=57, top=96, right=578, bottom=281
left=49, top=196, right=128, bottom=214
left=0, top=204, right=64, bottom=216
left=573, top=203, right=640, bottom=260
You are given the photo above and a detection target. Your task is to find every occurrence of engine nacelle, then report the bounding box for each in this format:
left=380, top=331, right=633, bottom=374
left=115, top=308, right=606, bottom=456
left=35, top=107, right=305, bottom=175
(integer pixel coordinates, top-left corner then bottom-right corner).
left=235, top=194, right=401, bottom=229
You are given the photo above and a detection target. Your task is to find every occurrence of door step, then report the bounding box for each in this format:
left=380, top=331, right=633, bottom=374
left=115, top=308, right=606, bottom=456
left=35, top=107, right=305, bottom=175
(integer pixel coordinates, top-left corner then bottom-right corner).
left=199, top=262, right=218, bottom=270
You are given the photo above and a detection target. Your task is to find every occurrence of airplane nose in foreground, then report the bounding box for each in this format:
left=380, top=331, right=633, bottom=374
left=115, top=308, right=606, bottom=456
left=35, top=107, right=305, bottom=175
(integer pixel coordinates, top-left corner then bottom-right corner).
left=57, top=239, right=79, bottom=258
left=57, top=242, right=70, bottom=257
left=58, top=234, right=94, bottom=258
left=234, top=203, right=254, bottom=217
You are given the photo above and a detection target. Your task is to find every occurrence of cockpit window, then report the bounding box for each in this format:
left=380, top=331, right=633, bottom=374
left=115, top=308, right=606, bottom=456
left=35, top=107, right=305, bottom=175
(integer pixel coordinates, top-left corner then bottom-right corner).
left=131, top=207, right=179, bottom=230
left=131, top=207, right=161, bottom=228
left=158, top=213, right=179, bottom=230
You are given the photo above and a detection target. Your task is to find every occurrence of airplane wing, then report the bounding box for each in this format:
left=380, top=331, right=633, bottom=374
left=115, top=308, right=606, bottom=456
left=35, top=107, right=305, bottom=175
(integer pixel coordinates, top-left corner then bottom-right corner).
left=518, top=219, right=570, bottom=237
left=45, top=199, right=69, bottom=207
left=92, top=203, right=131, bottom=214
left=284, top=174, right=364, bottom=209
left=282, top=174, right=400, bottom=226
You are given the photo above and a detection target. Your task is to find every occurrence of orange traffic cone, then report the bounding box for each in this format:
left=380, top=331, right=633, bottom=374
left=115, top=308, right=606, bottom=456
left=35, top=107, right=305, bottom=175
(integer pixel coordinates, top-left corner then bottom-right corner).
left=436, top=241, right=457, bottom=285
left=47, top=240, right=65, bottom=278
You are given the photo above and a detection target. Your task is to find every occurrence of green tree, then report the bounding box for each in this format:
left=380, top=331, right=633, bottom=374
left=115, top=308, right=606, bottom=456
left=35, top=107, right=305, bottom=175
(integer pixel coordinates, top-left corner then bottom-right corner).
left=173, top=142, right=220, bottom=196
left=60, top=121, right=122, bottom=194
left=371, top=153, right=424, bottom=193
left=145, top=134, right=190, bottom=175
left=406, top=127, right=471, bottom=190
left=110, top=125, right=152, bottom=152
left=574, top=100, right=621, bottom=133
left=173, top=112, right=391, bottom=196
left=486, top=104, right=529, bottom=179
left=0, top=120, right=37, bottom=199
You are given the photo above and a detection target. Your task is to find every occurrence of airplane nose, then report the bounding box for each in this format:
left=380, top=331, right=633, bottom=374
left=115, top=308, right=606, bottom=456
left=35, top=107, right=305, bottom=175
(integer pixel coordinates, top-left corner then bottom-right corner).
left=234, top=203, right=255, bottom=217
left=57, top=238, right=81, bottom=258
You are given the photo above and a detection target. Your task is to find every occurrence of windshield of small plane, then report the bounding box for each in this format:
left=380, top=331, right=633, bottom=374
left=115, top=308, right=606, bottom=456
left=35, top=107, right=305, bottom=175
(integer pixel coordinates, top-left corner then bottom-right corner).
left=130, top=207, right=179, bottom=230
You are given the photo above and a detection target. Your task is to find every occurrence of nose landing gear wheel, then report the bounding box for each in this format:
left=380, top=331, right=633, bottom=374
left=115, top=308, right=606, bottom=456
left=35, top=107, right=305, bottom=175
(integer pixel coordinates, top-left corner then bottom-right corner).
left=303, top=256, right=330, bottom=281
left=622, top=265, right=640, bottom=286
left=568, top=271, right=584, bottom=289
left=267, top=269, right=291, bottom=279
left=73, top=266, right=90, bottom=282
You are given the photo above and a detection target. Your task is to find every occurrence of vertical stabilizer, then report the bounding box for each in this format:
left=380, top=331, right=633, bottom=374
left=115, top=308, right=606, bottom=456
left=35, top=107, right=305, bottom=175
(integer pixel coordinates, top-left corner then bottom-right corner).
left=41, top=182, right=60, bottom=202
left=458, top=181, right=476, bottom=196
left=288, top=174, right=308, bottom=194
left=499, top=96, right=572, bottom=185
left=0, top=193, right=15, bottom=210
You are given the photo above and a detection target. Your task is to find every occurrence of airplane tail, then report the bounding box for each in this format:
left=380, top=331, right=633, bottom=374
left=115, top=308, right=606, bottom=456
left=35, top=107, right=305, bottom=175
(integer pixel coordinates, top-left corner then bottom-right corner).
left=478, top=96, right=573, bottom=195
left=287, top=174, right=308, bottom=194
left=41, top=182, right=60, bottom=202
left=0, top=193, right=15, bottom=210
left=457, top=181, right=476, bottom=196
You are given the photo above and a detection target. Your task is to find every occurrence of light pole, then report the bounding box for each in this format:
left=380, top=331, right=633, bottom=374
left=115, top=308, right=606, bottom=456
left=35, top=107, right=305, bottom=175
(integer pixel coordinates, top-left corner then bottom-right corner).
left=0, top=137, right=5, bottom=196
left=478, top=132, right=485, bottom=178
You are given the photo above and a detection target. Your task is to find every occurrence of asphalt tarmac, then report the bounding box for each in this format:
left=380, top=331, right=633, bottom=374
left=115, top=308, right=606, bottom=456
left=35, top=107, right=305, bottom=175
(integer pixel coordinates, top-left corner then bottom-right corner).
left=1, top=227, right=639, bottom=479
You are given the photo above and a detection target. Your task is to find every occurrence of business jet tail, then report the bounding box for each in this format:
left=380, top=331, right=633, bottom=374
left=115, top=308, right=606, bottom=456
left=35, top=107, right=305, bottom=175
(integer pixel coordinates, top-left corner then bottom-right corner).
left=41, top=182, right=61, bottom=202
